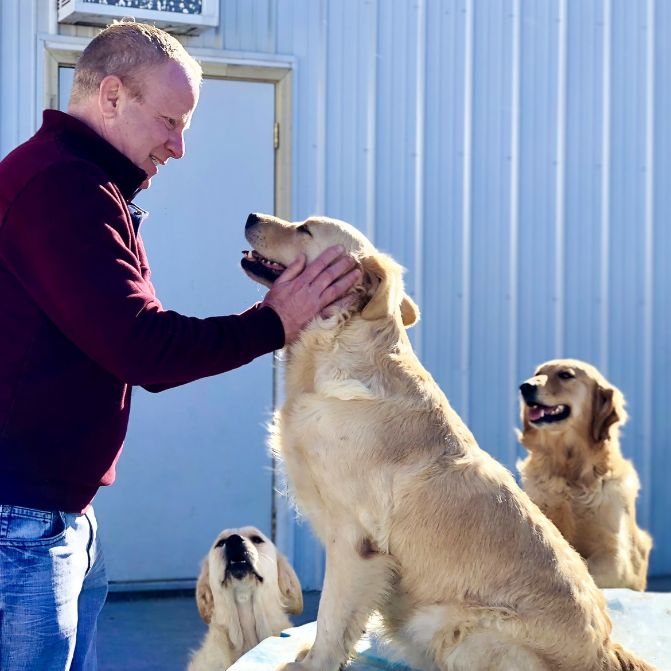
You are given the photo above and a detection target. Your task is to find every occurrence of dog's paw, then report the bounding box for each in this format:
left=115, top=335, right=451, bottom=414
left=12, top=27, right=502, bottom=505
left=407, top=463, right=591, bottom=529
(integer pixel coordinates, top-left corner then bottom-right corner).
left=278, top=659, right=345, bottom=671
left=277, top=648, right=310, bottom=670
left=276, top=640, right=317, bottom=669
left=277, top=646, right=347, bottom=671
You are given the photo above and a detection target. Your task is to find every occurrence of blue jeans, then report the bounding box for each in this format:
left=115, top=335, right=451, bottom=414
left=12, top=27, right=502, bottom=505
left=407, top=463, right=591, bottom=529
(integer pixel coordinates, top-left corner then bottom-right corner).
left=0, top=505, right=108, bottom=671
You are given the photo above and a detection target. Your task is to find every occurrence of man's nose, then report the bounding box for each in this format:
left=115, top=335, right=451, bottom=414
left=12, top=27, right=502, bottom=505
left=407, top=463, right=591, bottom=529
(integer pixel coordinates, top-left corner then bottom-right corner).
left=166, top=129, right=185, bottom=159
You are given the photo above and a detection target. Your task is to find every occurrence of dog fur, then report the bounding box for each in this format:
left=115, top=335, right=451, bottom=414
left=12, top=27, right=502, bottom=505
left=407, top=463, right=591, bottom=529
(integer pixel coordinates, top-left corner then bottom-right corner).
left=517, top=359, right=652, bottom=591
left=188, top=526, right=303, bottom=671
left=241, top=213, right=655, bottom=671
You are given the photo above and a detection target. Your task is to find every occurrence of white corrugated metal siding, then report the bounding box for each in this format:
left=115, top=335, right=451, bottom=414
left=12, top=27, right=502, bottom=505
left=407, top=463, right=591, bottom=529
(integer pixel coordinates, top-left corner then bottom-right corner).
left=1, top=0, right=668, bottom=587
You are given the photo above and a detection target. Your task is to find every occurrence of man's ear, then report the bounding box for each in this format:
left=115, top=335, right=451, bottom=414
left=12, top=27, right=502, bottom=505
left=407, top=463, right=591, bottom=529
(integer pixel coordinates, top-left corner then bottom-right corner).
left=98, top=75, right=123, bottom=118
left=360, top=254, right=418, bottom=326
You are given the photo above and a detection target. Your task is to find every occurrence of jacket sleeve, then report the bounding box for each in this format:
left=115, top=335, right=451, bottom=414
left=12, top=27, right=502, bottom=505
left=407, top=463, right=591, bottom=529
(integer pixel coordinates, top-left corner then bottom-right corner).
left=0, top=161, right=285, bottom=387
left=139, top=303, right=276, bottom=393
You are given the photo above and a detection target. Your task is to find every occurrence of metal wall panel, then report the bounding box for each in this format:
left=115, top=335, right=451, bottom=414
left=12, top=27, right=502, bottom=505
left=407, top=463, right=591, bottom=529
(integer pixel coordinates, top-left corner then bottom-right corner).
left=324, top=0, right=377, bottom=239
left=651, top=0, right=671, bottom=578
left=277, top=0, right=328, bottom=221
left=375, top=0, right=425, bottom=293
left=275, top=0, right=671, bottom=581
left=467, top=0, right=517, bottom=461
left=422, top=0, right=471, bottom=421
left=2, top=0, right=669, bottom=585
left=220, top=0, right=276, bottom=53
left=0, top=0, right=40, bottom=158
left=562, top=0, right=606, bottom=365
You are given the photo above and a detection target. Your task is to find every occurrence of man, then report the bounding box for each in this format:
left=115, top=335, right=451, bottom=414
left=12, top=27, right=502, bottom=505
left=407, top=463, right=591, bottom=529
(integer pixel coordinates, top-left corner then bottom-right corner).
left=0, top=21, right=359, bottom=671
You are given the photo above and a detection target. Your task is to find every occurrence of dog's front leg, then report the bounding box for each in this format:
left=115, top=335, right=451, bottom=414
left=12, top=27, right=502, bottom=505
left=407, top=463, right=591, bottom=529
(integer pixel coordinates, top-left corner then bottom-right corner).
left=280, top=537, right=395, bottom=671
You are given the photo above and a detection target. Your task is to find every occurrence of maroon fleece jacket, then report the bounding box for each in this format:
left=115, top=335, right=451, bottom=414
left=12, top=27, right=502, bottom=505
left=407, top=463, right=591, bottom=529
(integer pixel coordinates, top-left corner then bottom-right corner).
left=0, top=110, right=284, bottom=512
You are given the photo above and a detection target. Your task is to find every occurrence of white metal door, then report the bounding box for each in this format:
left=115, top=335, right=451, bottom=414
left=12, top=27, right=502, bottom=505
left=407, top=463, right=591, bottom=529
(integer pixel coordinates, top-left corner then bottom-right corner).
left=60, top=69, right=276, bottom=584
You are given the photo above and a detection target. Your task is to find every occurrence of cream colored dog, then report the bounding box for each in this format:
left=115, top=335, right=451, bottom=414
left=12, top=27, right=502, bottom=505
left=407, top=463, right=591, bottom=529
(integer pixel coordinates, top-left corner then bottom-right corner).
left=241, top=213, right=654, bottom=671
left=188, top=526, right=303, bottom=671
left=517, top=359, right=652, bottom=591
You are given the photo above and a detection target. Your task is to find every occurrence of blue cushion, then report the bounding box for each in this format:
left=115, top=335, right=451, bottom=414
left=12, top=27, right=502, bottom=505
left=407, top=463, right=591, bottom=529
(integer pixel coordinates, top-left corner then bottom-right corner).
left=230, top=589, right=671, bottom=670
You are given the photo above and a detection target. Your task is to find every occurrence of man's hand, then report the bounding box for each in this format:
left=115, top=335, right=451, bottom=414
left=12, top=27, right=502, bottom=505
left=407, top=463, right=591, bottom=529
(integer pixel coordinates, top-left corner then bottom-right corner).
left=261, top=245, right=361, bottom=344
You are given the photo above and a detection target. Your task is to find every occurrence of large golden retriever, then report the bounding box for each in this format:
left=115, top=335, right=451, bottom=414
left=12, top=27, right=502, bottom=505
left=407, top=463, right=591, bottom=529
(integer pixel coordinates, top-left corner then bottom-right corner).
left=189, top=526, right=303, bottom=670
left=241, top=213, right=654, bottom=671
left=517, top=359, right=652, bottom=591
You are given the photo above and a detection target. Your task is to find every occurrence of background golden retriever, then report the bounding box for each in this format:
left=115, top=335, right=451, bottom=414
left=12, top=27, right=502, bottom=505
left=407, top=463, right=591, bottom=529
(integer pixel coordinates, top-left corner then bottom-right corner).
left=241, top=213, right=654, bottom=671
left=188, top=526, right=303, bottom=671
left=517, top=359, right=652, bottom=591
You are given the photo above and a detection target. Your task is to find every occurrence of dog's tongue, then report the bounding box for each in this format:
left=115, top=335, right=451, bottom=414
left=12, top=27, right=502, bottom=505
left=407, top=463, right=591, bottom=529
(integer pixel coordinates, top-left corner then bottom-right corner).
left=528, top=406, right=545, bottom=421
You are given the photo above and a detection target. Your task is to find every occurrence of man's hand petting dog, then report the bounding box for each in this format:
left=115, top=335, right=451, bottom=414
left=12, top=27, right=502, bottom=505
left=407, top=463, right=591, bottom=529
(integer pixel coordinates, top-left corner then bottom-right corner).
left=262, top=245, right=361, bottom=343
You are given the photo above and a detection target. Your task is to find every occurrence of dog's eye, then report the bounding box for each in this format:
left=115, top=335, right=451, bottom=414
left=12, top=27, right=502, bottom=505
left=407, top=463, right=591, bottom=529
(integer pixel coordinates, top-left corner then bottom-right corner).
left=296, top=224, right=312, bottom=236
left=214, top=538, right=226, bottom=548
left=558, top=371, right=575, bottom=380
left=250, top=535, right=264, bottom=545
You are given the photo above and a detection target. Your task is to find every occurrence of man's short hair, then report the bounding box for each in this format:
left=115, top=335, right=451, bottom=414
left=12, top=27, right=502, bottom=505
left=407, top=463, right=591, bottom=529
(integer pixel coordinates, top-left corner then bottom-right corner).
left=70, top=20, right=202, bottom=105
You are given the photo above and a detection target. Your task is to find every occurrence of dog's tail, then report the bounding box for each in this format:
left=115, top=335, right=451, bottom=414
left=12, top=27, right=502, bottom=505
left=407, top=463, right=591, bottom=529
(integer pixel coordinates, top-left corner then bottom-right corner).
left=605, top=643, right=657, bottom=671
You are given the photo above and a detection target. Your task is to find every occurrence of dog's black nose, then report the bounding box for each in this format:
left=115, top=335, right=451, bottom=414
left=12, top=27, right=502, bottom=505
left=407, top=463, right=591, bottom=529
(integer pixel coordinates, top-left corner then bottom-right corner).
left=246, top=213, right=260, bottom=229
left=225, top=533, right=244, bottom=547
left=224, top=534, right=249, bottom=562
left=519, top=382, right=537, bottom=403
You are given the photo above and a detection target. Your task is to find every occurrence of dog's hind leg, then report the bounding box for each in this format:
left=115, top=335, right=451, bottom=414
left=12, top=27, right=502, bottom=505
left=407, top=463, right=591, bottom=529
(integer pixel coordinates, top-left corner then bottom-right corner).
left=445, top=634, right=551, bottom=671
left=280, top=536, right=396, bottom=671
left=587, top=549, right=628, bottom=589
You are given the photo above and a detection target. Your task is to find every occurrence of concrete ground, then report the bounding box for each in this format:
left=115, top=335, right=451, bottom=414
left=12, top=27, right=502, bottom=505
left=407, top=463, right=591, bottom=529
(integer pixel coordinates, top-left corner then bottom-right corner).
left=98, top=589, right=320, bottom=671
left=98, top=579, right=671, bottom=671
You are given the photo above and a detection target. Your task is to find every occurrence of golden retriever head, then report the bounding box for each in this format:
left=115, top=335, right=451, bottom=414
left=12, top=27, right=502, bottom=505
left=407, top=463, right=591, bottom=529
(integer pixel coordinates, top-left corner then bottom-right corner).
left=241, top=213, right=419, bottom=327
left=519, top=359, right=627, bottom=447
left=195, top=526, right=302, bottom=647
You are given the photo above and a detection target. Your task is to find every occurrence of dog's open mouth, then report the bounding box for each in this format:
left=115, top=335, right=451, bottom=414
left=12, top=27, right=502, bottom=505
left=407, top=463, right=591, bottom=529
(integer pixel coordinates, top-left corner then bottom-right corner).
left=241, top=249, right=286, bottom=284
left=527, top=403, right=570, bottom=424
left=225, top=559, right=264, bottom=583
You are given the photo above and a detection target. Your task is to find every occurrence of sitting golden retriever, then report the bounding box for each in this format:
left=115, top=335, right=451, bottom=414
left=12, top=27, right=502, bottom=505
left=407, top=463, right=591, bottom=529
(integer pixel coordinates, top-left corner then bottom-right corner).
left=517, top=359, right=652, bottom=591
left=188, top=526, right=303, bottom=671
left=241, top=213, right=654, bottom=671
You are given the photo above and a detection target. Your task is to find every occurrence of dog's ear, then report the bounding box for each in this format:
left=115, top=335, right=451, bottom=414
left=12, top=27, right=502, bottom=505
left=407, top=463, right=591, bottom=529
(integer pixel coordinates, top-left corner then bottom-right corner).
left=195, top=557, right=214, bottom=625
left=591, top=384, right=626, bottom=443
left=276, top=551, right=303, bottom=615
left=399, top=294, right=420, bottom=328
left=360, top=254, right=419, bottom=327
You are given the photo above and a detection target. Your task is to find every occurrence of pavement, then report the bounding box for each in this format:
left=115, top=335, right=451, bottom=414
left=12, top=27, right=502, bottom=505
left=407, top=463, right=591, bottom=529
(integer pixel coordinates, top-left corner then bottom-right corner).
left=98, top=579, right=671, bottom=671
left=98, top=589, right=320, bottom=671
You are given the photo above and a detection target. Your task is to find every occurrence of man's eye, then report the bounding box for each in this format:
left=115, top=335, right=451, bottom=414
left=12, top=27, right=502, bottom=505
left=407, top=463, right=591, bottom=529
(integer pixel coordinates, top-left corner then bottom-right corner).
left=163, top=116, right=177, bottom=130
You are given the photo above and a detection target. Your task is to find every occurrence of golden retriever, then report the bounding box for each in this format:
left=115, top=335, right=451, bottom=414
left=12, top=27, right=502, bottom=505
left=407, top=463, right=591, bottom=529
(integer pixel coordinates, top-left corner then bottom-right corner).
left=241, top=213, right=654, bottom=671
left=517, top=359, right=652, bottom=591
left=188, top=526, right=303, bottom=671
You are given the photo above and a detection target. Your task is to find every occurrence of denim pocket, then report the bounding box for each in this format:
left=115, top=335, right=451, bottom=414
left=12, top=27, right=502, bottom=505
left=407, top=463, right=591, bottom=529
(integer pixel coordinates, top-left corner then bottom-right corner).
left=0, top=505, right=67, bottom=546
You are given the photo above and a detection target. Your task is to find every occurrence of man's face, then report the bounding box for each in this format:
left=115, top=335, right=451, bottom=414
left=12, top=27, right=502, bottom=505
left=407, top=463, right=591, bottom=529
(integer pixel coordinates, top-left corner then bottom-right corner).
left=103, top=60, right=200, bottom=189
